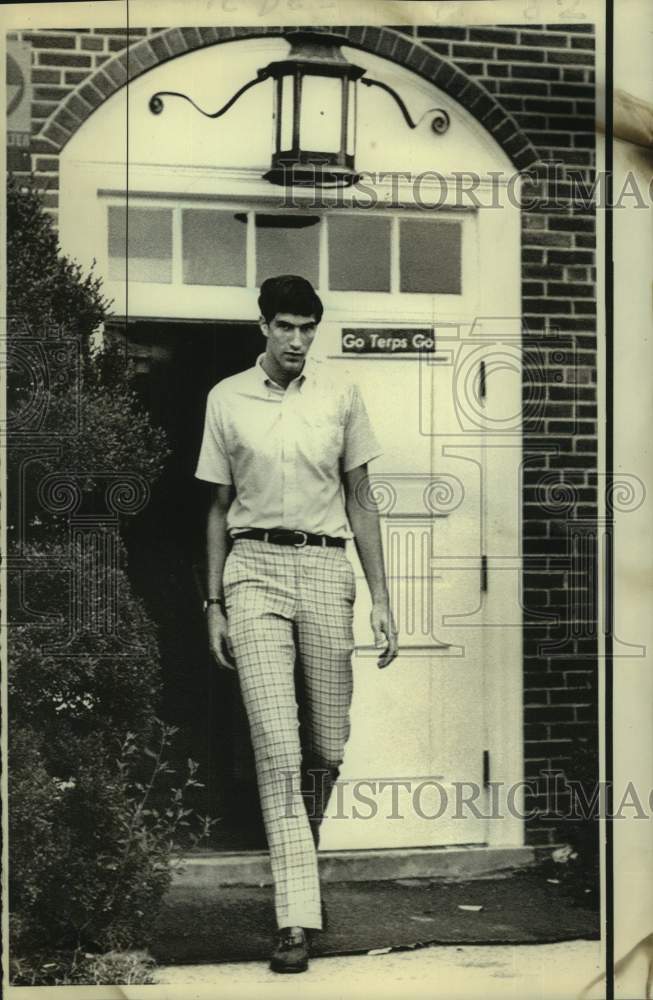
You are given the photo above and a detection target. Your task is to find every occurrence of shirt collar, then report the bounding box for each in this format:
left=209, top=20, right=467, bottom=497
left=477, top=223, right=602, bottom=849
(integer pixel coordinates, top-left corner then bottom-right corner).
left=255, top=352, right=314, bottom=391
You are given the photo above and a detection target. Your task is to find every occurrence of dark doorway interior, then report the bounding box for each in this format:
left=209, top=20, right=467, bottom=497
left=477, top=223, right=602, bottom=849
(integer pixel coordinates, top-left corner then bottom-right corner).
left=119, top=319, right=267, bottom=849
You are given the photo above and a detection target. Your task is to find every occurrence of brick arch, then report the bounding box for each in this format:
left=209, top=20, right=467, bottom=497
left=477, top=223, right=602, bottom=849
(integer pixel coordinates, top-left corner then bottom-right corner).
left=40, top=24, right=539, bottom=171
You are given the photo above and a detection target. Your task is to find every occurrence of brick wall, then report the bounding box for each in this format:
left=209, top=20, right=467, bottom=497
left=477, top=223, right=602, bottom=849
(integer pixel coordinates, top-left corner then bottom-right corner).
left=7, top=23, right=598, bottom=854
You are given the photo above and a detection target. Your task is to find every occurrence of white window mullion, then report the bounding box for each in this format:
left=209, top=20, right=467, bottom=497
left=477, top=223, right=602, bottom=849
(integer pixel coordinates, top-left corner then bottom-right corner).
left=246, top=211, right=256, bottom=288
left=172, top=206, right=183, bottom=285
left=319, top=214, right=328, bottom=292
left=390, top=214, right=400, bottom=294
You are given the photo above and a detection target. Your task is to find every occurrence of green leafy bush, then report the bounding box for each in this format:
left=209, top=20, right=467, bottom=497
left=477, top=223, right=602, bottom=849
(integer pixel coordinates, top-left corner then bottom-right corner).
left=7, top=543, right=217, bottom=969
left=8, top=543, right=212, bottom=961
left=6, top=180, right=204, bottom=984
left=9, top=716, right=206, bottom=958
left=6, top=177, right=169, bottom=544
left=9, top=542, right=161, bottom=770
left=7, top=176, right=109, bottom=338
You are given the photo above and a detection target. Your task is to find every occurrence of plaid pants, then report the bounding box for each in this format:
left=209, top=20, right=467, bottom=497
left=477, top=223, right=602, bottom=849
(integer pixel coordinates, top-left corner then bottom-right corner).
left=223, top=538, right=356, bottom=930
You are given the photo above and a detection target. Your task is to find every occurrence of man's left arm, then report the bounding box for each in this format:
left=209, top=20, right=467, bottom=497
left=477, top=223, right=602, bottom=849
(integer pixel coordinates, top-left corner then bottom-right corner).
left=344, top=463, right=398, bottom=669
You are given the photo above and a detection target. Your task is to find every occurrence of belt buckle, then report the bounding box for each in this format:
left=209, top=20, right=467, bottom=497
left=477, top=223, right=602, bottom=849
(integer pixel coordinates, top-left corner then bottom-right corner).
left=293, top=530, right=308, bottom=548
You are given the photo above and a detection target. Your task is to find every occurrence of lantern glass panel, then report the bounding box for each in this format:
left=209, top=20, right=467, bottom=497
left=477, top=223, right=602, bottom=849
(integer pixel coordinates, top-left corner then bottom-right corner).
left=279, top=74, right=294, bottom=152
left=346, top=79, right=356, bottom=157
left=299, top=74, right=342, bottom=154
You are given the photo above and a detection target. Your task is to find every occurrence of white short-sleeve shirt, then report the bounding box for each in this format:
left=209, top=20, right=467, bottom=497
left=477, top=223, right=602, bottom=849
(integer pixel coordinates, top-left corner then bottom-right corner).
left=195, top=353, right=382, bottom=539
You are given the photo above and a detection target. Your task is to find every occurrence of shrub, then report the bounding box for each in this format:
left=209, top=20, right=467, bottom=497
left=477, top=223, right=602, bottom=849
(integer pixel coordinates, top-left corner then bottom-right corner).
left=9, top=542, right=161, bottom=772
left=6, top=181, right=202, bottom=983
left=8, top=542, right=209, bottom=959
left=6, top=177, right=170, bottom=545
left=7, top=175, right=109, bottom=338
left=9, top=718, right=206, bottom=960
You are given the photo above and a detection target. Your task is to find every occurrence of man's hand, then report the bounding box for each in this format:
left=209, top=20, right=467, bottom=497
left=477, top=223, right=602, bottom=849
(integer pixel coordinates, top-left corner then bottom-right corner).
left=370, top=599, right=398, bottom=669
left=344, top=463, right=399, bottom=669
left=207, top=606, right=235, bottom=670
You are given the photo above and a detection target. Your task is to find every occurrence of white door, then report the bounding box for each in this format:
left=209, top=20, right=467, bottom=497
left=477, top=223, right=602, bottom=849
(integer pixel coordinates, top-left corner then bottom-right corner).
left=316, top=322, right=489, bottom=849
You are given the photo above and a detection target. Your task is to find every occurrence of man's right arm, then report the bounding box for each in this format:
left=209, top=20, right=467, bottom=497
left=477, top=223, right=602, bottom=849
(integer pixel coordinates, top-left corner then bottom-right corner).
left=206, top=483, right=235, bottom=670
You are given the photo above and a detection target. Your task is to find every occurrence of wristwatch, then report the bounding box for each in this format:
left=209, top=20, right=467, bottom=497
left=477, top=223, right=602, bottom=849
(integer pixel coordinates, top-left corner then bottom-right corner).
left=203, top=597, right=225, bottom=612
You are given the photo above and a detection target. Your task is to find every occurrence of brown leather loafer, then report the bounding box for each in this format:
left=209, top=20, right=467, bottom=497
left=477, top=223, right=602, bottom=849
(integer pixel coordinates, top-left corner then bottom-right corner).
left=269, top=926, right=309, bottom=974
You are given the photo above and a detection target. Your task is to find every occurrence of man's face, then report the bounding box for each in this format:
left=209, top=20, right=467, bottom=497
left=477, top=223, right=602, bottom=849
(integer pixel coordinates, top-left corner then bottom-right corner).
left=260, top=312, right=318, bottom=380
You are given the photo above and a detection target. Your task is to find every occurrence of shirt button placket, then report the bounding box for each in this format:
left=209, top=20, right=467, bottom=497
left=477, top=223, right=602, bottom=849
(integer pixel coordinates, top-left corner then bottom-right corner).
left=281, top=390, right=293, bottom=527
left=283, top=389, right=298, bottom=528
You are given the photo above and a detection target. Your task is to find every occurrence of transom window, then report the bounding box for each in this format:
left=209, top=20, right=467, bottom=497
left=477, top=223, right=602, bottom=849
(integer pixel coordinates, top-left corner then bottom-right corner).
left=106, top=204, right=465, bottom=297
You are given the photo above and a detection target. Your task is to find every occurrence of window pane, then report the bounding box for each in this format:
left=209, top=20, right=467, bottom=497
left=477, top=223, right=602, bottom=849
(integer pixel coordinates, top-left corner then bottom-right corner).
left=108, top=206, right=172, bottom=283
left=182, top=209, right=246, bottom=286
left=255, top=214, right=320, bottom=287
left=399, top=219, right=462, bottom=294
left=328, top=215, right=391, bottom=292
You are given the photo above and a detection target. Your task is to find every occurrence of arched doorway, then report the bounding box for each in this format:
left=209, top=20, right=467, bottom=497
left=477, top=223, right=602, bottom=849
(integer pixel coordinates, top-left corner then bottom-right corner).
left=58, top=35, right=524, bottom=853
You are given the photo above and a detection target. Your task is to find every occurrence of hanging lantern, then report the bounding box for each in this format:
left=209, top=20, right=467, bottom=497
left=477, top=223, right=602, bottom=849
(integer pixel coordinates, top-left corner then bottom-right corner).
left=262, top=31, right=365, bottom=188
left=149, top=30, right=451, bottom=190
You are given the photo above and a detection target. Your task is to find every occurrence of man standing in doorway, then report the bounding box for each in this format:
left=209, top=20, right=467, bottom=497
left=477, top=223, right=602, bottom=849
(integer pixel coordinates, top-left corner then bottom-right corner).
left=195, top=274, right=398, bottom=973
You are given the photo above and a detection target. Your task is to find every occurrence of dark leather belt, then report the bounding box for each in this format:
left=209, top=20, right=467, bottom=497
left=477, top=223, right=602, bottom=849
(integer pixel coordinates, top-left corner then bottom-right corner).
left=232, top=528, right=346, bottom=549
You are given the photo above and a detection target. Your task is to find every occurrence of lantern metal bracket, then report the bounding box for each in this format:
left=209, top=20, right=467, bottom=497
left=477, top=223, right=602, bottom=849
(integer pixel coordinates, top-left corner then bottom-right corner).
left=360, top=76, right=450, bottom=134
left=149, top=69, right=270, bottom=120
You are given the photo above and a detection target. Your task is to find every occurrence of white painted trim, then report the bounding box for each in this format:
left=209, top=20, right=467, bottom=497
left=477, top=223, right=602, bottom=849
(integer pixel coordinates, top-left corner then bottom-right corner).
left=92, top=161, right=513, bottom=206
left=318, top=214, right=329, bottom=292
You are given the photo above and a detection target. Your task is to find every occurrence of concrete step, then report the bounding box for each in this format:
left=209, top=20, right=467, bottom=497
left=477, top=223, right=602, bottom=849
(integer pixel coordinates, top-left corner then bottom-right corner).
left=174, top=844, right=538, bottom=889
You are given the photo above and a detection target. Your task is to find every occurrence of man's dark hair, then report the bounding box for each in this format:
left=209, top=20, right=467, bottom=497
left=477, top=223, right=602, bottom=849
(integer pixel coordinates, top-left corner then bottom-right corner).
left=258, top=274, right=324, bottom=324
